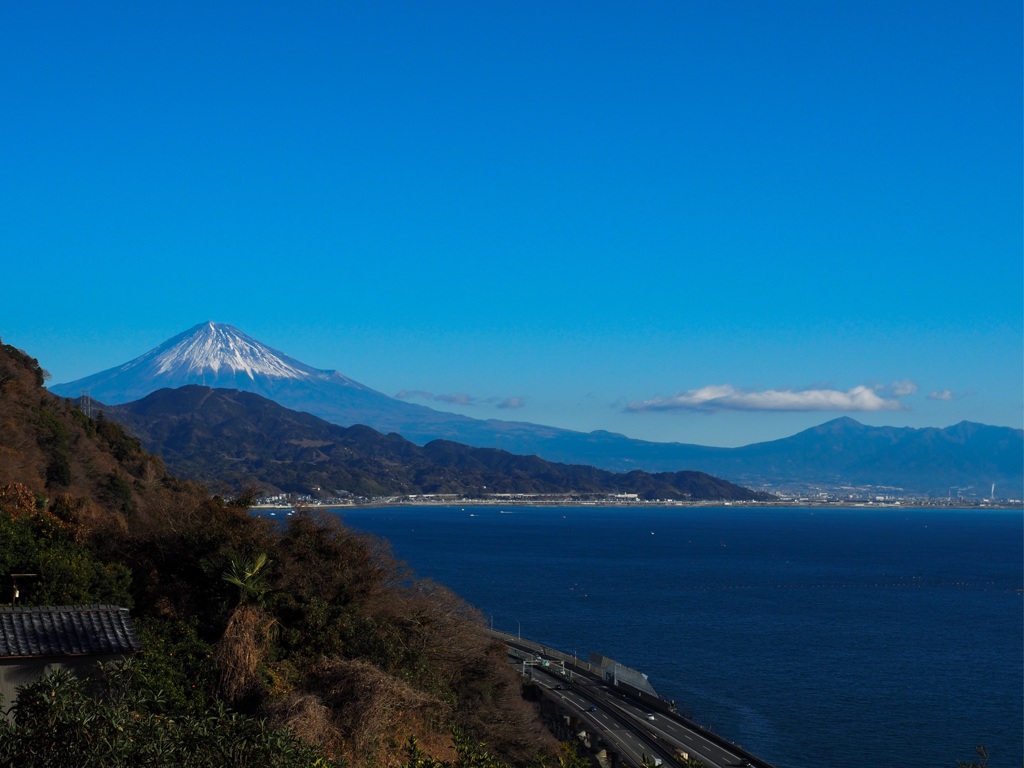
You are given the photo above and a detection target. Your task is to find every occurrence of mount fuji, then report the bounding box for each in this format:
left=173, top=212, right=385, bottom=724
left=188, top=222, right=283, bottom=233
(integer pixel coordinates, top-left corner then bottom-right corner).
left=53, top=321, right=369, bottom=398
left=49, top=322, right=485, bottom=442
left=49, top=322, right=1024, bottom=495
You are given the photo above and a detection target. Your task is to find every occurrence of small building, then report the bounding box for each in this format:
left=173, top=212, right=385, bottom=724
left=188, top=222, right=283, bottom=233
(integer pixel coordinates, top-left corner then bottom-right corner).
left=0, top=605, right=141, bottom=718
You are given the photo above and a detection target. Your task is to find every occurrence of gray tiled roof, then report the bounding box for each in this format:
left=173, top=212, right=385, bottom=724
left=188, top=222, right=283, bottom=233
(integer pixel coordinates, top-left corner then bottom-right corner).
left=0, top=605, right=141, bottom=659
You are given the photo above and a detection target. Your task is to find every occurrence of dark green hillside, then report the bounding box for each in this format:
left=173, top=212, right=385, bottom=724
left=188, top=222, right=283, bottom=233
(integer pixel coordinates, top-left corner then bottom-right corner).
left=0, top=340, right=557, bottom=768
left=102, top=385, right=772, bottom=501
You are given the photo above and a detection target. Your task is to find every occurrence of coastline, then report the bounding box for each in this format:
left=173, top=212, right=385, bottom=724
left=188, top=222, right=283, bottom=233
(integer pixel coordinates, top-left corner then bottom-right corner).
left=251, top=497, right=1024, bottom=512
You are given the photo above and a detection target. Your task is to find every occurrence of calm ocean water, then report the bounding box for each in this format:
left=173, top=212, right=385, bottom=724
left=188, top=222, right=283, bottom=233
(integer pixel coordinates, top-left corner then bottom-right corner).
left=282, top=505, right=1022, bottom=768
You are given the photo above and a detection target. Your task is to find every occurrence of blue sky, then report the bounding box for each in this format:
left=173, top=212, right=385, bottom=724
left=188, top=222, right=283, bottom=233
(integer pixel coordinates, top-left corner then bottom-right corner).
left=2, top=1, right=1021, bottom=447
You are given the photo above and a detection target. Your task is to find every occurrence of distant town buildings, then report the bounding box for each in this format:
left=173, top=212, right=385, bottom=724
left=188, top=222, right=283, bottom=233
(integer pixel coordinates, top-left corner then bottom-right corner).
left=249, top=488, right=1021, bottom=510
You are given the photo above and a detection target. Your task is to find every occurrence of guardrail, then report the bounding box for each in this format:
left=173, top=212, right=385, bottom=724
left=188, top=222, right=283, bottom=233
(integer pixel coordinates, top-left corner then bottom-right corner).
left=488, top=628, right=603, bottom=677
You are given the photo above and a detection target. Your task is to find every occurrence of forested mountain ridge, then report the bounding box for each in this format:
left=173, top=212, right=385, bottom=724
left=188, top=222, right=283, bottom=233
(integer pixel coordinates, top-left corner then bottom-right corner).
left=0, top=339, right=558, bottom=767
left=102, top=385, right=773, bottom=502
left=0, top=340, right=196, bottom=533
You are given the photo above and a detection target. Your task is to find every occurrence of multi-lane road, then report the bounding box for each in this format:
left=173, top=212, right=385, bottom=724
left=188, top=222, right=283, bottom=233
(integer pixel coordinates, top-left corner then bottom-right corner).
left=499, top=633, right=771, bottom=768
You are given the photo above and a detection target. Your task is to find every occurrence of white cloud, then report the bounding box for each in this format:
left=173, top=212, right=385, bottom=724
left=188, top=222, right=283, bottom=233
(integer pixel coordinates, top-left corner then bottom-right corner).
left=396, top=389, right=476, bottom=405
left=395, top=389, right=433, bottom=401
left=626, top=384, right=904, bottom=413
left=889, top=379, right=918, bottom=396
left=497, top=397, right=525, bottom=409
left=433, top=392, right=475, bottom=406
left=928, top=389, right=955, bottom=401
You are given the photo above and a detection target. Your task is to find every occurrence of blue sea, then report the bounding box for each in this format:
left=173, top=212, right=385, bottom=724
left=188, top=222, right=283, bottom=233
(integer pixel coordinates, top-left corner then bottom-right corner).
left=288, top=505, right=1023, bottom=768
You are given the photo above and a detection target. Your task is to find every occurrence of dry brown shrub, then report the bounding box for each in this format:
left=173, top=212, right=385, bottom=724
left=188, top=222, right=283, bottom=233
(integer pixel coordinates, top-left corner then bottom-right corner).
left=152, top=594, right=179, bottom=619
left=267, top=691, right=346, bottom=759
left=77, top=500, right=128, bottom=542
left=213, top=603, right=276, bottom=707
left=0, top=482, right=37, bottom=515
left=50, top=492, right=85, bottom=524
left=50, top=493, right=126, bottom=543
left=303, top=657, right=443, bottom=765
left=0, top=446, right=41, bottom=492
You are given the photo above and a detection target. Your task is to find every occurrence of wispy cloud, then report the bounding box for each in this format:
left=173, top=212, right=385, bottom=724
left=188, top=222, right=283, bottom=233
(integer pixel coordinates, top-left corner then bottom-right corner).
left=433, top=392, right=475, bottom=406
left=396, top=389, right=525, bottom=409
left=626, top=384, right=905, bottom=413
left=395, top=389, right=434, bottom=401
left=888, top=379, right=918, bottom=396
left=928, top=389, right=955, bottom=401
left=397, top=389, right=475, bottom=405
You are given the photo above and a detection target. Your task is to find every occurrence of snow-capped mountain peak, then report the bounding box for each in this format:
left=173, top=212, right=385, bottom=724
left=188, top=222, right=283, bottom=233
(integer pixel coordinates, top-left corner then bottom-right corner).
left=147, top=321, right=309, bottom=380
left=51, top=321, right=371, bottom=404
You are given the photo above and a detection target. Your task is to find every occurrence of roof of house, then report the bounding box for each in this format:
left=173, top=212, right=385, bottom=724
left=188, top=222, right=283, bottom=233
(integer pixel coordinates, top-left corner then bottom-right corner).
left=0, top=605, right=141, bottom=660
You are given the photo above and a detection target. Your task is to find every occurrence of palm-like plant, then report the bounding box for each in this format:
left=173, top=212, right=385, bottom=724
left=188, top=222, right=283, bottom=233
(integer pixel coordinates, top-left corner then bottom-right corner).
left=222, top=552, right=272, bottom=607
left=216, top=552, right=277, bottom=707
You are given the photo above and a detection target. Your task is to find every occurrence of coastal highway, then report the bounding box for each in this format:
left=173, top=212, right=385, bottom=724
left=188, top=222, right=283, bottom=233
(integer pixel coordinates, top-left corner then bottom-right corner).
left=497, top=632, right=772, bottom=768
left=572, top=675, right=751, bottom=768
left=526, top=665, right=680, bottom=768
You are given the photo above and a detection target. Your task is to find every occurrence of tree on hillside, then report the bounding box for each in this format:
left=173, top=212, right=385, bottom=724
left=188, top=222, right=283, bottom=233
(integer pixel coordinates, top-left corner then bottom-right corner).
left=214, top=552, right=277, bottom=709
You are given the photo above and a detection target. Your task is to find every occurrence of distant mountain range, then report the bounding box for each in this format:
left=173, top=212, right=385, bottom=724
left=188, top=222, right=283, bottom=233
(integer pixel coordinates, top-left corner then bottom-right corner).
left=100, top=386, right=770, bottom=502
left=52, top=322, right=1024, bottom=497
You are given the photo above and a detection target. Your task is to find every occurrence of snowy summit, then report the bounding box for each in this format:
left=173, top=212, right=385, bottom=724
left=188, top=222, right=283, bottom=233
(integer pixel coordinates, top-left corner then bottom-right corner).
left=151, top=321, right=309, bottom=380
left=51, top=321, right=369, bottom=405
